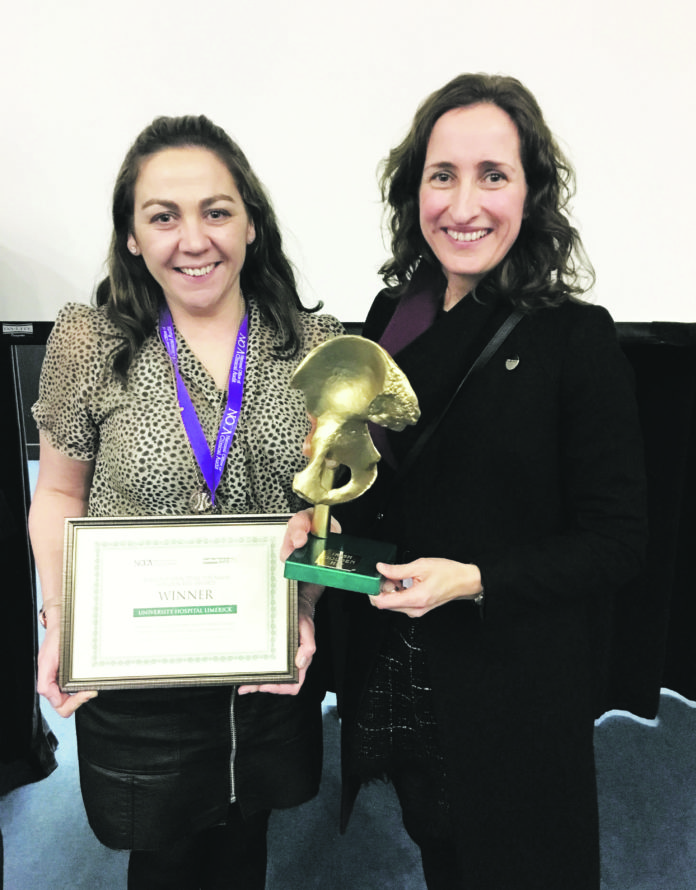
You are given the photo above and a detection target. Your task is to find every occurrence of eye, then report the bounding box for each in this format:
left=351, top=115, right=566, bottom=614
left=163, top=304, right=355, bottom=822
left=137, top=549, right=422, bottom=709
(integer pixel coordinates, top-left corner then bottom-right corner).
left=428, top=170, right=453, bottom=186
left=150, top=212, right=175, bottom=224
left=206, top=208, right=231, bottom=221
left=483, top=170, right=507, bottom=186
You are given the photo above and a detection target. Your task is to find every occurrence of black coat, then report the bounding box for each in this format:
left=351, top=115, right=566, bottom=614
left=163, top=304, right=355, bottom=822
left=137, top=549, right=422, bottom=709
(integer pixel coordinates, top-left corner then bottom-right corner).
left=326, top=290, right=647, bottom=889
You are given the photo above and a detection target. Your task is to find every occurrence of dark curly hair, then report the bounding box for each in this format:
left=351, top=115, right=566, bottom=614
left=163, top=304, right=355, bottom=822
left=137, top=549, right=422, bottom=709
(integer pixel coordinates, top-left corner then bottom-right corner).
left=95, top=114, right=320, bottom=379
left=379, top=73, right=594, bottom=308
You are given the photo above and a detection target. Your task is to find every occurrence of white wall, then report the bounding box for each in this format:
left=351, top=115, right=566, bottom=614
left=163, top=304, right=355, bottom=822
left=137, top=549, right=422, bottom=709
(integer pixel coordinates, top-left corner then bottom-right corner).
left=0, top=0, right=693, bottom=323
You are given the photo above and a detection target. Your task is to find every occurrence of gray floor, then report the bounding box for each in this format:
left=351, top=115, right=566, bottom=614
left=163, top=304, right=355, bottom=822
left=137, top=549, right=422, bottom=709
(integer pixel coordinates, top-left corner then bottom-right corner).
left=2, top=691, right=696, bottom=889
left=595, top=691, right=696, bottom=890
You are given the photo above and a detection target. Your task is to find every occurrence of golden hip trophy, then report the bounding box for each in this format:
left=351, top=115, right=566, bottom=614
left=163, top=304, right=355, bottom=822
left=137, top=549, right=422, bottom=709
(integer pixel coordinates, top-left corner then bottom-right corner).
left=284, top=335, right=420, bottom=594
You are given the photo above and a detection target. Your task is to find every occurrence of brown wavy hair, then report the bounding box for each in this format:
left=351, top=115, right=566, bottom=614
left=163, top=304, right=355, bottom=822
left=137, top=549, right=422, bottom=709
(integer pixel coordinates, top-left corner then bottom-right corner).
left=379, top=73, right=594, bottom=308
left=95, top=115, right=320, bottom=379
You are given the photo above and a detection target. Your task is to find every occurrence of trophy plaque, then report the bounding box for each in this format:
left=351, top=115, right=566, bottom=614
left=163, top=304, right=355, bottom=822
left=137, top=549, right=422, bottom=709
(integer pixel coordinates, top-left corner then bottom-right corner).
left=284, top=335, right=420, bottom=594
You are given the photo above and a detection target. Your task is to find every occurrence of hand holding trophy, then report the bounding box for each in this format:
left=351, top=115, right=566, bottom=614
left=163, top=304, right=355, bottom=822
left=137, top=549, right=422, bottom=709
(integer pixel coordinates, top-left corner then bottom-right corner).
left=284, top=335, right=420, bottom=593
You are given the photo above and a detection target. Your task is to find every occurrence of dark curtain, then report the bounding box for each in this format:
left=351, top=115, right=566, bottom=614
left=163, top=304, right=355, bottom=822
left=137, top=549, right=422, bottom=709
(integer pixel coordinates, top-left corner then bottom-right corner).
left=0, top=322, right=57, bottom=796
left=622, top=323, right=696, bottom=709
left=591, top=323, right=696, bottom=718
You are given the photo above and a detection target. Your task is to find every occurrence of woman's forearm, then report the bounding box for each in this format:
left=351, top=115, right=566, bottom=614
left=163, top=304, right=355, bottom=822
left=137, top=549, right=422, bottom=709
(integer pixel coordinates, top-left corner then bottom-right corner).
left=28, top=434, right=94, bottom=620
left=29, top=488, right=89, bottom=614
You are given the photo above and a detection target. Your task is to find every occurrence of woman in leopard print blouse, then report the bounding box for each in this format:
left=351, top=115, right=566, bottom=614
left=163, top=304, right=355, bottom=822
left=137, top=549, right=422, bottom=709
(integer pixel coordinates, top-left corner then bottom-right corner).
left=29, top=115, right=341, bottom=890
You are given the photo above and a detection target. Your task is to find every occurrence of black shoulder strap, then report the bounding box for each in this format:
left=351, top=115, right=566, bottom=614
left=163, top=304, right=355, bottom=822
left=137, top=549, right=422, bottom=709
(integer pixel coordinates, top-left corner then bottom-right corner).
left=389, top=308, right=524, bottom=486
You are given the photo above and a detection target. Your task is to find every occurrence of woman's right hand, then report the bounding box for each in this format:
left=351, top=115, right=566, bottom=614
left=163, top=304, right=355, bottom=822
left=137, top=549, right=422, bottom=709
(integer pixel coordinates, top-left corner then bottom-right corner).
left=280, top=508, right=342, bottom=561
left=281, top=508, right=315, bottom=560
left=37, top=619, right=97, bottom=717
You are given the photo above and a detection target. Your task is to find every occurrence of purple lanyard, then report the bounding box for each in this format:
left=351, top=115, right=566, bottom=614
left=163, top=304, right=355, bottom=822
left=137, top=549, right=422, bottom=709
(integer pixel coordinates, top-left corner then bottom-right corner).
left=159, top=304, right=248, bottom=506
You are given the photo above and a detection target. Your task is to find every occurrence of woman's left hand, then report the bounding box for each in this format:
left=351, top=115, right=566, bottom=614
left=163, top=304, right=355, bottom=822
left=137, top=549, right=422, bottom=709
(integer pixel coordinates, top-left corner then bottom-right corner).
left=371, top=558, right=482, bottom=618
left=237, top=583, right=322, bottom=695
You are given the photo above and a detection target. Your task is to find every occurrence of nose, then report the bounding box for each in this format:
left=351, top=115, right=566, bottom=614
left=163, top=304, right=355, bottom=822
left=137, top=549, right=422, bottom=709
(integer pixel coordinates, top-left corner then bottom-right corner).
left=450, top=181, right=480, bottom=222
left=179, top=217, right=210, bottom=253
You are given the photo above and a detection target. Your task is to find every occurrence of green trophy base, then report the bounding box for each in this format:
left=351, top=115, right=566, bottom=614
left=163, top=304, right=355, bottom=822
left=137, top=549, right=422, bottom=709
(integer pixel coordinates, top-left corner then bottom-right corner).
left=284, top=532, right=397, bottom=595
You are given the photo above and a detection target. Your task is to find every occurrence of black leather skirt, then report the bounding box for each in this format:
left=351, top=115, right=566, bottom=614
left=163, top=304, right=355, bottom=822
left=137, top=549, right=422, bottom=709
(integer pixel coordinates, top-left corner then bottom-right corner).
left=75, top=682, right=323, bottom=850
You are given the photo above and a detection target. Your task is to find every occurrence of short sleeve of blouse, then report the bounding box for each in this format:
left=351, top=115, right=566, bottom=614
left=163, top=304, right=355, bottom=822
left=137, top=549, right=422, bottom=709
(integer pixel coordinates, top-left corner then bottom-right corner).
left=32, top=302, right=107, bottom=460
left=301, top=312, right=344, bottom=352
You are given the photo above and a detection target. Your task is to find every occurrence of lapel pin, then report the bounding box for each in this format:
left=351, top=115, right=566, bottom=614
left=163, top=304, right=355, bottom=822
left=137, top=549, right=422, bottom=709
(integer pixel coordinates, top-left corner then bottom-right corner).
left=505, top=356, right=520, bottom=371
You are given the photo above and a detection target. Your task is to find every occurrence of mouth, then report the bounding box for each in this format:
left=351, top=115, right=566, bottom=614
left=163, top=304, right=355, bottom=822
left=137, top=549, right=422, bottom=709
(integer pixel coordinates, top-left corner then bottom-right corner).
left=445, top=228, right=489, bottom=243
left=176, top=262, right=218, bottom=278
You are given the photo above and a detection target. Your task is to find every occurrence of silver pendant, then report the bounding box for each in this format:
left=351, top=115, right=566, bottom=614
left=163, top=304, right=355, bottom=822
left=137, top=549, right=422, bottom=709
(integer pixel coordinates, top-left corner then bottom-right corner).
left=189, top=485, right=213, bottom=514
left=505, top=355, right=520, bottom=371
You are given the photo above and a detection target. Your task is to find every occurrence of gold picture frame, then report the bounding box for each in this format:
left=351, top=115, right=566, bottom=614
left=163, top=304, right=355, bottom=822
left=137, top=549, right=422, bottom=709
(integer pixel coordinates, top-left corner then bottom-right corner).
left=59, top=514, right=298, bottom=691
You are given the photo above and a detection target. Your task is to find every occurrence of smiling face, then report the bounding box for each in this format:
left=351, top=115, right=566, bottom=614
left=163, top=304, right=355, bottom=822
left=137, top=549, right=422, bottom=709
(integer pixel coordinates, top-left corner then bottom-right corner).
left=127, top=146, right=255, bottom=320
left=419, top=103, right=527, bottom=308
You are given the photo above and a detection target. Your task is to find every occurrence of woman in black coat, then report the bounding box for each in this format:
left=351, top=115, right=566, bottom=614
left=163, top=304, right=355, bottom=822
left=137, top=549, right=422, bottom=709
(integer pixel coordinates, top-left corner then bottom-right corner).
left=286, top=73, right=647, bottom=889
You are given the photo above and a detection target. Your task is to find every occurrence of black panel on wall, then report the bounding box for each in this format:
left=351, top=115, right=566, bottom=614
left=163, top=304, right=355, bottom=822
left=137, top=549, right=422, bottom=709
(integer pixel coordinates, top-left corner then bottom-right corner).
left=0, top=321, right=57, bottom=793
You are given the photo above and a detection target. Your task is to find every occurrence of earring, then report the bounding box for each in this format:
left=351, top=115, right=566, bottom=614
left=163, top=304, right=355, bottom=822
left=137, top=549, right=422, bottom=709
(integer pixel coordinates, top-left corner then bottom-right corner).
left=129, top=244, right=140, bottom=256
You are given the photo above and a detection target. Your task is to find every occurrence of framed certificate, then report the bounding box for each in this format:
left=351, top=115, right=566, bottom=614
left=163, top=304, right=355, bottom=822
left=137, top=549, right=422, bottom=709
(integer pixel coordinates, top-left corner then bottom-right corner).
left=59, top=514, right=298, bottom=691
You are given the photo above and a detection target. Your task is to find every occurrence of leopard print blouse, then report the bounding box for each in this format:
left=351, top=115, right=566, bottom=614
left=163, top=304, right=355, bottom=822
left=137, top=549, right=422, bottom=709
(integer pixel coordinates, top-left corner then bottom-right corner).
left=33, top=300, right=343, bottom=518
